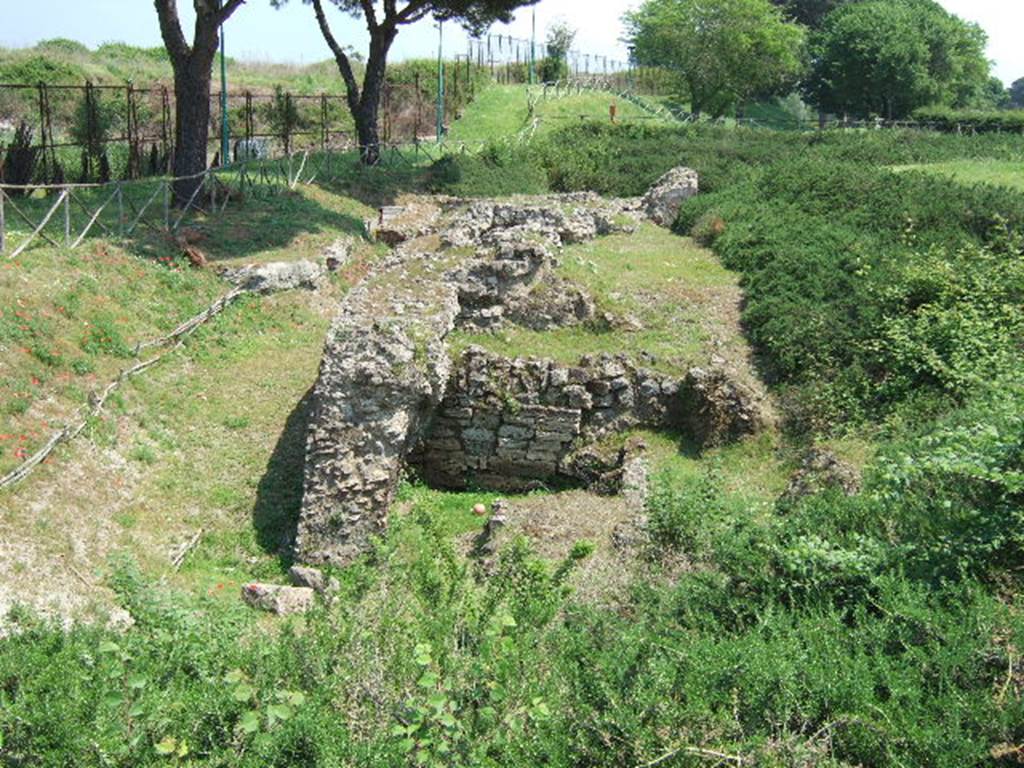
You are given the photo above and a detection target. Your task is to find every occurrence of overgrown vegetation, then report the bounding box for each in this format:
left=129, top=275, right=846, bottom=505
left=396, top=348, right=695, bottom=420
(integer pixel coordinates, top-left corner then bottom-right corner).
left=3, top=430, right=1022, bottom=765
left=3, top=82, right=1024, bottom=767
left=528, top=122, right=1024, bottom=429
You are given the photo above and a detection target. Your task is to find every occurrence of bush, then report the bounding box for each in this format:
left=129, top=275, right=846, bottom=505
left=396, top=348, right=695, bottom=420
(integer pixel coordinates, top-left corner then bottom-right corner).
left=538, top=57, right=569, bottom=84
left=1, top=122, right=38, bottom=194
left=70, top=83, right=114, bottom=182
left=0, top=54, right=85, bottom=85
left=428, top=144, right=548, bottom=197
left=532, top=122, right=1024, bottom=425
left=0, top=509, right=591, bottom=767
left=913, top=106, right=1024, bottom=134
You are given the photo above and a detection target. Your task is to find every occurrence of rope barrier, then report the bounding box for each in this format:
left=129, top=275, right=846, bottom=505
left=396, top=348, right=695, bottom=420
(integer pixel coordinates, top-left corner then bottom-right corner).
left=0, top=286, right=247, bottom=491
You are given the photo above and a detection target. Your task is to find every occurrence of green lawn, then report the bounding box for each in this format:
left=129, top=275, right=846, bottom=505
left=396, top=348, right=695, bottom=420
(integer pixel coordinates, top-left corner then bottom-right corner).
left=895, top=159, right=1024, bottom=190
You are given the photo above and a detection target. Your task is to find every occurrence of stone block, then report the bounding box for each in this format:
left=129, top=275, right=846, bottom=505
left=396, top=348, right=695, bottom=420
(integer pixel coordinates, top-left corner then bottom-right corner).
left=241, top=584, right=315, bottom=615
left=497, top=424, right=533, bottom=441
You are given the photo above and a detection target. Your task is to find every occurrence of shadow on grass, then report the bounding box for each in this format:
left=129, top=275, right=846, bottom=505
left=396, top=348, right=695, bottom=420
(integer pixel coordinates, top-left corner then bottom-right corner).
left=127, top=185, right=370, bottom=264
left=314, top=152, right=432, bottom=208
left=253, top=386, right=314, bottom=568
left=3, top=169, right=373, bottom=265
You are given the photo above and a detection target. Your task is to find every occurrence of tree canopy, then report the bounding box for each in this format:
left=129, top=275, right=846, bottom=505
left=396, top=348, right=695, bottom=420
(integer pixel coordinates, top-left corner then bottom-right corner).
left=541, top=20, right=575, bottom=82
left=805, top=0, right=991, bottom=119
left=770, top=0, right=852, bottom=28
left=1010, top=78, right=1024, bottom=109
left=284, top=0, right=535, bottom=35
left=625, top=0, right=806, bottom=117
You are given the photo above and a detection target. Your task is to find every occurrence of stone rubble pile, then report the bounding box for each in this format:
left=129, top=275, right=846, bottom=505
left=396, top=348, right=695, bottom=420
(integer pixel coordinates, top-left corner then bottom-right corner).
left=439, top=193, right=640, bottom=250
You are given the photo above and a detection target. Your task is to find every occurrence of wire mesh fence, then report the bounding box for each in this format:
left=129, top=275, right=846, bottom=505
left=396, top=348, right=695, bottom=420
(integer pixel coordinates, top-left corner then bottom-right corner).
left=0, top=127, right=526, bottom=260
left=464, top=33, right=673, bottom=95
left=0, top=65, right=494, bottom=188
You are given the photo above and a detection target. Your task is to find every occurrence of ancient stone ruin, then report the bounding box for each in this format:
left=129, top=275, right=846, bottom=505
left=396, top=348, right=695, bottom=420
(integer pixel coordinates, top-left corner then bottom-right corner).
left=295, top=170, right=767, bottom=567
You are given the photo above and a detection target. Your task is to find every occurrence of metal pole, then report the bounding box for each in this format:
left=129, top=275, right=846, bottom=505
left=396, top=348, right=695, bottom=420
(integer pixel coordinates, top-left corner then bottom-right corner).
left=529, top=9, right=536, bottom=85
left=0, top=188, right=5, bottom=256
left=437, top=21, right=445, bottom=143
left=219, top=5, right=230, bottom=165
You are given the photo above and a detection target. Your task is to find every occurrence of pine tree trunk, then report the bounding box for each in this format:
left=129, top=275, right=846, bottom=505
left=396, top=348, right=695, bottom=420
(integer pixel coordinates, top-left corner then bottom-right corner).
left=171, top=61, right=214, bottom=205
left=353, top=28, right=395, bottom=166
left=355, top=105, right=382, bottom=165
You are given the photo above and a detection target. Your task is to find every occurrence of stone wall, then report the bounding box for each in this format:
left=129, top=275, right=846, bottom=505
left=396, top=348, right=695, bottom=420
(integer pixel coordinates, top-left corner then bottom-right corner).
left=296, top=173, right=741, bottom=567
left=296, top=251, right=460, bottom=566
left=409, top=347, right=682, bottom=491
left=297, top=193, right=644, bottom=565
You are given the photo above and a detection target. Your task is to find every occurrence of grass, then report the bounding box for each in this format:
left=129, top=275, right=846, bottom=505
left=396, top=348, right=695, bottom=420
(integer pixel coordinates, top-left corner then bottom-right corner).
left=0, top=182, right=380, bottom=481
left=0, top=256, right=361, bottom=616
left=446, top=85, right=670, bottom=145
left=450, top=222, right=742, bottom=377
left=4, top=96, right=1024, bottom=768
left=894, top=159, right=1024, bottom=191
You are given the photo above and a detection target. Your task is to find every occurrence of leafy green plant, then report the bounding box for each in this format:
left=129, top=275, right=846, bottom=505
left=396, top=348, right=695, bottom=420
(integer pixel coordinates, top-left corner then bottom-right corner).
left=1, top=122, right=39, bottom=194
left=70, top=83, right=114, bottom=182
left=263, top=85, right=303, bottom=155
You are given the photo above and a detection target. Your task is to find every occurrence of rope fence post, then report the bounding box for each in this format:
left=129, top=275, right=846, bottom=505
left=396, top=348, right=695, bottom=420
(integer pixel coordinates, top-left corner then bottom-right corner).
left=64, top=187, right=71, bottom=248
left=163, top=179, right=171, bottom=231
left=117, top=183, right=124, bottom=237
left=8, top=188, right=67, bottom=259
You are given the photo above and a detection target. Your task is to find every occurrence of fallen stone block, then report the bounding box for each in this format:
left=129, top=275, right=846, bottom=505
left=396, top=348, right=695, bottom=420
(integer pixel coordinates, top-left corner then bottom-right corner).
left=223, top=260, right=325, bottom=294
left=643, top=167, right=700, bottom=227
left=288, top=565, right=339, bottom=595
left=241, top=583, right=315, bottom=615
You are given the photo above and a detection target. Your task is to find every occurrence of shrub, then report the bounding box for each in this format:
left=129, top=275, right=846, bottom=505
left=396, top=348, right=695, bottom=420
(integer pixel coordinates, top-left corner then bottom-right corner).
left=428, top=144, right=548, bottom=197
left=1, top=122, right=38, bottom=194
left=913, top=106, right=1024, bottom=134
left=70, top=83, right=114, bottom=182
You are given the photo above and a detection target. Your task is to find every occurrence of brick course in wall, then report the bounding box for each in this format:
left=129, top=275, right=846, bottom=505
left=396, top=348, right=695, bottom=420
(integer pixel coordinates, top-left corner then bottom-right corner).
left=409, top=347, right=682, bottom=491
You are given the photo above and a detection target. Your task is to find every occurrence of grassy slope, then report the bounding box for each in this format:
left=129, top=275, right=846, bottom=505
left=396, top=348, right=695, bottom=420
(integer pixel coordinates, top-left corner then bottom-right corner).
left=0, top=183, right=376, bottom=479
left=446, top=85, right=667, bottom=144
left=0, top=39, right=345, bottom=93
left=0, top=177, right=389, bottom=621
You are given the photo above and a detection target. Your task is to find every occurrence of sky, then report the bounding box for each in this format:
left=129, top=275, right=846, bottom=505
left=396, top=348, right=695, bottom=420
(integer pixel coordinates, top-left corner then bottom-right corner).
left=0, top=0, right=1021, bottom=84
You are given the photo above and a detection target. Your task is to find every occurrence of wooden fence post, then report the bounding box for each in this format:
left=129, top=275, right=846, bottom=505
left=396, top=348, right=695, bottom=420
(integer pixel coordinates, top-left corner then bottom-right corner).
left=320, top=93, right=328, bottom=152
left=116, top=183, right=124, bottom=237
left=415, top=72, right=422, bottom=141
left=161, top=86, right=172, bottom=172
left=64, top=187, right=71, bottom=247
left=163, top=180, right=171, bottom=231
